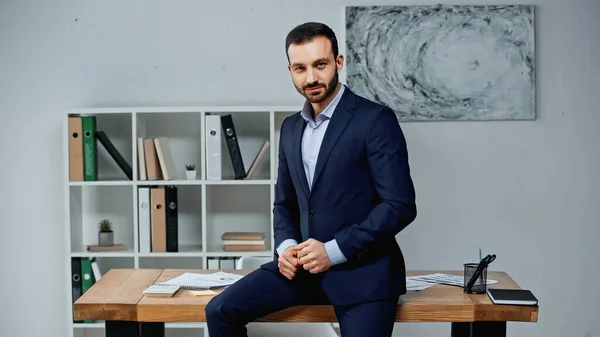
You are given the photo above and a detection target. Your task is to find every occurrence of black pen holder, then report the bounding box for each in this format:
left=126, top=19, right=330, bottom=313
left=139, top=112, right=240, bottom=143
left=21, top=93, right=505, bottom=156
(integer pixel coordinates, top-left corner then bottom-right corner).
left=463, top=263, right=488, bottom=294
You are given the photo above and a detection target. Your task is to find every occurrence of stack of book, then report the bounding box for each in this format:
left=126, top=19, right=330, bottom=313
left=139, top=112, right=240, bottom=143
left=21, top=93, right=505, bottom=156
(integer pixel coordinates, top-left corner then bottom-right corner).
left=221, top=232, right=267, bottom=252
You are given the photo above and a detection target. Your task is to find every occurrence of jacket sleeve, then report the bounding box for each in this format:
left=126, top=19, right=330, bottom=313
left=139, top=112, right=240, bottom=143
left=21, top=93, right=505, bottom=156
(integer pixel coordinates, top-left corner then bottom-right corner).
left=273, top=117, right=302, bottom=253
left=333, top=106, right=417, bottom=260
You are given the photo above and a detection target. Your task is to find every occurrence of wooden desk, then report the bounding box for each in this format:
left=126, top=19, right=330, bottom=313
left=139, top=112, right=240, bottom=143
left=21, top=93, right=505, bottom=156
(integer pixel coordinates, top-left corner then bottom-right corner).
left=74, top=269, right=538, bottom=337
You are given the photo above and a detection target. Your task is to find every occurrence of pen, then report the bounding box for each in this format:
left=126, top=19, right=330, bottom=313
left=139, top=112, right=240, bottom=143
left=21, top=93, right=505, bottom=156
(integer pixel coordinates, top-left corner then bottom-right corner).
left=479, top=247, right=482, bottom=261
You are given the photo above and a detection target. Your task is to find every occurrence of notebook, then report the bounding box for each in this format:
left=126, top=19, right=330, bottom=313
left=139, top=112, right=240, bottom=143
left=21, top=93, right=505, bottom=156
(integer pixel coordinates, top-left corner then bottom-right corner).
left=487, top=289, right=538, bottom=306
left=143, top=284, right=180, bottom=297
left=156, top=271, right=244, bottom=290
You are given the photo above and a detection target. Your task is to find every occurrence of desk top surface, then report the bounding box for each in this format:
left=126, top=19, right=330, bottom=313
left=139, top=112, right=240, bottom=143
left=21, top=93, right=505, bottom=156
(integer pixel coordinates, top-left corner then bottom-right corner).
left=73, top=268, right=538, bottom=323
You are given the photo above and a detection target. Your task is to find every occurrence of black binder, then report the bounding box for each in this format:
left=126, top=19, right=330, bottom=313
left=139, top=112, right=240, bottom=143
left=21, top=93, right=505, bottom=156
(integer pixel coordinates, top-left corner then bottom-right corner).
left=165, top=185, right=178, bottom=252
left=95, top=130, right=133, bottom=180
left=220, top=114, right=247, bottom=179
left=71, top=257, right=83, bottom=323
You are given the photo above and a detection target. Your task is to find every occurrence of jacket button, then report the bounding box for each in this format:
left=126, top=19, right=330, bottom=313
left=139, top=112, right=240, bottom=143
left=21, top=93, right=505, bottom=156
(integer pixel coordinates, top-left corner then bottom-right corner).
left=309, top=210, right=315, bottom=216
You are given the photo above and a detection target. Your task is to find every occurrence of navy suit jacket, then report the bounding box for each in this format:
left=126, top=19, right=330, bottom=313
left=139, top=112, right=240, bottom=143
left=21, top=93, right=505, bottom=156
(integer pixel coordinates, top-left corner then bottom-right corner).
left=262, top=87, right=417, bottom=306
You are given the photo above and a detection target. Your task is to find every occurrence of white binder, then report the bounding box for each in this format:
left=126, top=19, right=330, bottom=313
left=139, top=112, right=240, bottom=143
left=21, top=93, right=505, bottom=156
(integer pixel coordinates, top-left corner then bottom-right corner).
left=205, top=114, right=222, bottom=180
left=138, top=187, right=151, bottom=253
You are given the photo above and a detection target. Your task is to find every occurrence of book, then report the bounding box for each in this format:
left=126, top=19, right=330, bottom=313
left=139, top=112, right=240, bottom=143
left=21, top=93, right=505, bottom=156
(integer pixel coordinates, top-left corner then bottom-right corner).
left=487, top=289, right=538, bottom=306
left=156, top=271, right=244, bottom=290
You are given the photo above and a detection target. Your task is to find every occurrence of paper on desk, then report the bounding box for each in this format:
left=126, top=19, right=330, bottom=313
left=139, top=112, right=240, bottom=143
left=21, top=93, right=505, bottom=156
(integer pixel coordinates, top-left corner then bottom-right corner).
left=409, top=273, right=498, bottom=287
left=157, top=271, right=244, bottom=290
left=406, top=277, right=437, bottom=291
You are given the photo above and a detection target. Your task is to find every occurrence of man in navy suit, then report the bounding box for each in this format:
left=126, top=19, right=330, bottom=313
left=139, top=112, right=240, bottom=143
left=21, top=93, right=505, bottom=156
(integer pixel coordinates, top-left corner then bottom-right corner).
left=206, top=22, right=417, bottom=337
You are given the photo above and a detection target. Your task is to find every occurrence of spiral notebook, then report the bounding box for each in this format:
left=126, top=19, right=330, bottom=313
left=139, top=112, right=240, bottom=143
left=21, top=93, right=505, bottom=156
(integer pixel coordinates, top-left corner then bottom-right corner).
left=156, top=271, right=244, bottom=290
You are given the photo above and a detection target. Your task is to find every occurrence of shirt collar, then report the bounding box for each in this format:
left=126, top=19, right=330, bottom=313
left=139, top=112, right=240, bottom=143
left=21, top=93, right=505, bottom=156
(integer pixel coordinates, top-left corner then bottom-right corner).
left=300, top=84, right=345, bottom=124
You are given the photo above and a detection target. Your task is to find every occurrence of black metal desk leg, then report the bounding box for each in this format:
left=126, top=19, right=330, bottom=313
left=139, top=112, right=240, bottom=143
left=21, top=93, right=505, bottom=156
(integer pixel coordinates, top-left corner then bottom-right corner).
left=451, top=321, right=507, bottom=337
left=105, top=320, right=165, bottom=337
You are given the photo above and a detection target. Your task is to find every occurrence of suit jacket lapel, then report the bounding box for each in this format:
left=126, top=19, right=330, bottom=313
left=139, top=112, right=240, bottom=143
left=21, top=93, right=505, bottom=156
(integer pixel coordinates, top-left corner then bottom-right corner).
left=292, top=116, right=310, bottom=199
left=311, top=89, right=355, bottom=191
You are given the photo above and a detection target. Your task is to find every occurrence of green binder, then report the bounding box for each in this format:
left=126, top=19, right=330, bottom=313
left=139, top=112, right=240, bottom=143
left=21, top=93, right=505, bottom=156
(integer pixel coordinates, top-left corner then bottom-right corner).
left=81, top=258, right=95, bottom=323
left=81, top=116, right=97, bottom=181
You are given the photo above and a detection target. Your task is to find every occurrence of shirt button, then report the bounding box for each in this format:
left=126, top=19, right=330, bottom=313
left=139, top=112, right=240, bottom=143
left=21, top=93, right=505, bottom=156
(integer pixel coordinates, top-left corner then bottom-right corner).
left=309, top=159, right=314, bottom=163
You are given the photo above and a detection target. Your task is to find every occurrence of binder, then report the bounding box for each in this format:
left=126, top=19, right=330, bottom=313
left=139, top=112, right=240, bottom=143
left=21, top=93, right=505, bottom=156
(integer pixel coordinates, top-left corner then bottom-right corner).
left=150, top=186, right=167, bottom=252
left=71, top=257, right=82, bottom=323
left=220, top=114, right=246, bottom=179
left=138, top=187, right=151, bottom=253
left=205, top=114, right=222, bottom=180
left=68, top=116, right=84, bottom=181
left=80, top=257, right=95, bottom=323
left=165, top=185, right=178, bottom=252
left=81, top=116, right=97, bottom=181
left=95, top=130, right=133, bottom=180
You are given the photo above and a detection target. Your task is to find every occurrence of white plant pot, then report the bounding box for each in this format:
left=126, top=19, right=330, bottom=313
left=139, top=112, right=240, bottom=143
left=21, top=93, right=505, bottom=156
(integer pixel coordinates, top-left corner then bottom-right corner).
left=186, top=170, right=197, bottom=180
left=98, top=231, right=114, bottom=247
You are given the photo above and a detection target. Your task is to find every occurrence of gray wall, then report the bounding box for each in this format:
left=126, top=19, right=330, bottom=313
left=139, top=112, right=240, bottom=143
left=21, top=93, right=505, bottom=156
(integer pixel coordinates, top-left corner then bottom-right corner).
left=1, top=0, right=598, bottom=336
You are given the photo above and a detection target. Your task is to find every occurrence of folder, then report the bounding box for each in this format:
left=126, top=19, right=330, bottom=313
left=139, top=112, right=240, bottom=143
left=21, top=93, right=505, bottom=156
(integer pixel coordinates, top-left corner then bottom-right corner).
left=150, top=186, right=166, bottom=252
left=220, top=114, right=246, bottom=180
left=71, top=257, right=82, bottom=323
left=138, top=187, right=151, bottom=253
left=81, top=257, right=95, bottom=323
left=205, top=114, right=222, bottom=180
left=165, top=185, right=178, bottom=252
left=96, top=130, right=133, bottom=180
left=81, top=116, right=97, bottom=181
left=68, top=116, right=84, bottom=181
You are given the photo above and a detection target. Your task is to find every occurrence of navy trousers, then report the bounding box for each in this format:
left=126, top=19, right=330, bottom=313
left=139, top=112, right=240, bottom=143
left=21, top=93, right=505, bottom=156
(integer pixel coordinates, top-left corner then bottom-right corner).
left=205, top=267, right=398, bottom=337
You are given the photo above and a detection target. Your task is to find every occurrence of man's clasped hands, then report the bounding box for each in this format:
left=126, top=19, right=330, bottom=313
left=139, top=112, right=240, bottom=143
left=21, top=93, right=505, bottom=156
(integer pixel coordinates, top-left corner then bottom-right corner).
left=277, top=238, right=332, bottom=280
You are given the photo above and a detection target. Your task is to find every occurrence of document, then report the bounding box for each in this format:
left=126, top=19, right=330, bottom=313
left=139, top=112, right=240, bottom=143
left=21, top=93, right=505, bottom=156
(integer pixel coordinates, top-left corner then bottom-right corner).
left=157, top=271, right=244, bottom=290
left=409, top=273, right=498, bottom=286
left=406, top=277, right=437, bottom=291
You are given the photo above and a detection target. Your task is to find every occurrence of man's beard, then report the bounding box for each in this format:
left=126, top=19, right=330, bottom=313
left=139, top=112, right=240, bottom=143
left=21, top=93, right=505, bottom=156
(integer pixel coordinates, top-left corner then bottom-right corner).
left=296, top=71, right=339, bottom=103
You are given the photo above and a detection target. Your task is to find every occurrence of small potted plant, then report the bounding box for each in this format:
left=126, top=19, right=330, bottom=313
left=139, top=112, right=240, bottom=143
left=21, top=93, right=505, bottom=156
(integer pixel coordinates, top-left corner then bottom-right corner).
left=98, top=219, right=114, bottom=247
left=185, top=164, right=197, bottom=180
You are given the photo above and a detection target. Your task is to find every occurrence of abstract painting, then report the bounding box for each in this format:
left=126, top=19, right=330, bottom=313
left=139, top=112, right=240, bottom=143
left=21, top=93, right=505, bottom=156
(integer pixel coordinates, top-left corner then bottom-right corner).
left=345, top=5, right=535, bottom=121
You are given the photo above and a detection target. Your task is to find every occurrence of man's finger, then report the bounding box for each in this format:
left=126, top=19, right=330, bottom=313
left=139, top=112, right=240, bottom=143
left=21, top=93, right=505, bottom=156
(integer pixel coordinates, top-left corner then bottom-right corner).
left=280, top=256, right=296, bottom=271
left=294, top=240, right=312, bottom=250
left=285, top=254, right=300, bottom=267
left=298, top=252, right=313, bottom=265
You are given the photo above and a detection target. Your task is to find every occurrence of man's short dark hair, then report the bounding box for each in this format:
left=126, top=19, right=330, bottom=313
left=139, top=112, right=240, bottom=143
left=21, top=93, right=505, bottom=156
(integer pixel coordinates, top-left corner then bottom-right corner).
left=285, top=22, right=339, bottom=63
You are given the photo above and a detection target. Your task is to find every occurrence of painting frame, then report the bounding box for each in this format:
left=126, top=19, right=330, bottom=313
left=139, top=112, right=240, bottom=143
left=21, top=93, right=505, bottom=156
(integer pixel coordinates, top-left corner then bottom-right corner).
left=344, top=4, right=536, bottom=121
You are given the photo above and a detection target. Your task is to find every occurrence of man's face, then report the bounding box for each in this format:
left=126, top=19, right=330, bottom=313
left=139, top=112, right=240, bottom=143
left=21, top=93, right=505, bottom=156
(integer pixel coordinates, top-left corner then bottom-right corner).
left=287, top=36, right=343, bottom=103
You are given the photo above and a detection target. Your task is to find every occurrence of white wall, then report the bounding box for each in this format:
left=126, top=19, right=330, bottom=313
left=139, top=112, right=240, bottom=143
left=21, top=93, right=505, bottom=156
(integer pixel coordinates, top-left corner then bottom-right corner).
left=0, top=0, right=598, bottom=336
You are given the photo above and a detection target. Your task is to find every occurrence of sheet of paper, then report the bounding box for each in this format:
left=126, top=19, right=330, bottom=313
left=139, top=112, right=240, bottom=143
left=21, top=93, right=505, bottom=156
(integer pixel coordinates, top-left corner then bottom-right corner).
left=158, top=271, right=244, bottom=289
left=406, top=277, right=437, bottom=291
left=409, top=273, right=498, bottom=286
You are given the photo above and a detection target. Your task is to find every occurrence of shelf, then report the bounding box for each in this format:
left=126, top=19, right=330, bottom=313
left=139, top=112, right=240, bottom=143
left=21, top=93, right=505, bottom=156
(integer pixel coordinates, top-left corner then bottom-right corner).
left=69, top=180, right=134, bottom=187
left=138, top=244, right=203, bottom=257
left=69, top=185, right=135, bottom=254
left=205, top=184, right=272, bottom=254
left=139, top=255, right=204, bottom=269
left=204, top=179, right=273, bottom=185
left=64, top=107, right=298, bottom=336
left=136, top=112, right=202, bottom=181
left=205, top=110, right=271, bottom=181
left=73, top=322, right=206, bottom=328
left=137, top=179, right=203, bottom=186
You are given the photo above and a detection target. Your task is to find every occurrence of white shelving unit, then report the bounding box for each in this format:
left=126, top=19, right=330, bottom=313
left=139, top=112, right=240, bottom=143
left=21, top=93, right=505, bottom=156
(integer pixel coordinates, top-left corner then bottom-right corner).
left=63, top=106, right=299, bottom=337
